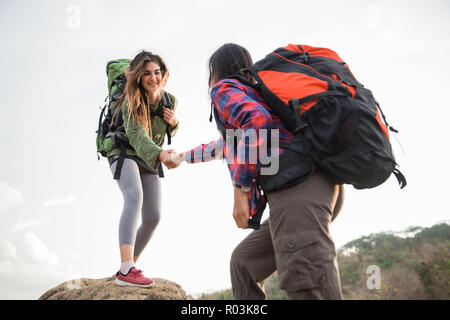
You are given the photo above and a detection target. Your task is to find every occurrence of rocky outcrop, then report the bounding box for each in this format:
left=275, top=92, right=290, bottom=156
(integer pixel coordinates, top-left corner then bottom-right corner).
left=39, top=276, right=187, bottom=300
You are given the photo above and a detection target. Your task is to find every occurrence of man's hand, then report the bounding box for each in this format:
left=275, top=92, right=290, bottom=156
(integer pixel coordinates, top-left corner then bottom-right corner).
left=172, top=152, right=185, bottom=165
left=233, top=186, right=250, bottom=229
left=163, top=108, right=178, bottom=128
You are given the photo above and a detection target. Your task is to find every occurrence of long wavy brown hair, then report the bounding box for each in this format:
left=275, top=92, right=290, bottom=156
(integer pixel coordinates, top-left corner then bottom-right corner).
left=113, top=50, right=169, bottom=139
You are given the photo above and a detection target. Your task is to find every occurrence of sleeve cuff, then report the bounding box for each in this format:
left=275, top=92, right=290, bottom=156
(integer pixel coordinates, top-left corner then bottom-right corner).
left=233, top=173, right=254, bottom=188
left=169, top=120, right=179, bottom=135
left=151, top=149, right=163, bottom=171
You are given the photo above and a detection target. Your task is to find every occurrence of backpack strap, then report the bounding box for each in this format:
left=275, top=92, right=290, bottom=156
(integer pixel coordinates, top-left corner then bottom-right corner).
left=228, top=68, right=261, bottom=90
left=248, top=196, right=266, bottom=230
left=149, top=92, right=173, bottom=145
left=96, top=100, right=108, bottom=160
left=393, top=167, right=407, bottom=189
left=376, top=102, right=398, bottom=133
left=162, top=91, right=172, bottom=145
left=289, top=99, right=307, bottom=134
left=212, top=103, right=227, bottom=139
left=113, top=143, right=126, bottom=180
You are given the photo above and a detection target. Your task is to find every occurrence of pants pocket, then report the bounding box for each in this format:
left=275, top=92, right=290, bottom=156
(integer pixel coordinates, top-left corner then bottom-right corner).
left=273, top=231, right=325, bottom=292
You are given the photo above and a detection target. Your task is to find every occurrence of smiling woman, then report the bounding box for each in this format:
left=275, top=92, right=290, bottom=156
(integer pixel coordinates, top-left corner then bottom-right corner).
left=115, top=51, right=174, bottom=139
left=141, top=62, right=164, bottom=101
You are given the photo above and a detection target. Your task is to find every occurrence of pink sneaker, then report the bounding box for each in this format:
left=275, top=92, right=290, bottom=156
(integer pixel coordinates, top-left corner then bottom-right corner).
left=115, top=267, right=154, bottom=288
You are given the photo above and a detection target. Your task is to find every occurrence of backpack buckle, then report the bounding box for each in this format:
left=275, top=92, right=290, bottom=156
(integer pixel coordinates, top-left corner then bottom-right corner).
left=293, top=121, right=308, bottom=135
left=302, top=51, right=310, bottom=62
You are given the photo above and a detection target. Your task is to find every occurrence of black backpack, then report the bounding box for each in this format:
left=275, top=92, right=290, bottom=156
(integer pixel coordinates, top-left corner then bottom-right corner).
left=212, top=44, right=406, bottom=193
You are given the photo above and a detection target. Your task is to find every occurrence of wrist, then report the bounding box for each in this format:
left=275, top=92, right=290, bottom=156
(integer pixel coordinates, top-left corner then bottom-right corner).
left=158, top=150, right=168, bottom=162
left=232, top=180, right=251, bottom=193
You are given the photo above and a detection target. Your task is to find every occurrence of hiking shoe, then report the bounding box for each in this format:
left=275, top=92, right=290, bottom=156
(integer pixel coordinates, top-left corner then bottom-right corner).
left=115, top=267, right=154, bottom=288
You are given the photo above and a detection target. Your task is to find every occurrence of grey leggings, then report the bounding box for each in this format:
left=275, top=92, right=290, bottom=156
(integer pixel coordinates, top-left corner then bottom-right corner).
left=110, top=158, right=161, bottom=258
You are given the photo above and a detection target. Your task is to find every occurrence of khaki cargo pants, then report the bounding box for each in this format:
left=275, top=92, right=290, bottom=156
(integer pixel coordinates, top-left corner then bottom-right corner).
left=230, top=171, right=344, bottom=300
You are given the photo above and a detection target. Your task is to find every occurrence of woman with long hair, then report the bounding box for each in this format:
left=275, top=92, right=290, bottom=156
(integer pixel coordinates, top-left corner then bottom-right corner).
left=108, top=50, right=180, bottom=287
left=178, top=43, right=344, bottom=299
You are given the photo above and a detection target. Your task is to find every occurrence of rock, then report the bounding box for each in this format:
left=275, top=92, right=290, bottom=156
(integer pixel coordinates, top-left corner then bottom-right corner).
left=39, top=276, right=187, bottom=300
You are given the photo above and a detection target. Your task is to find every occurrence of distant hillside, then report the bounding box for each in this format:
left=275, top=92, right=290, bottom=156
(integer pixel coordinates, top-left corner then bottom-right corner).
left=197, top=223, right=450, bottom=300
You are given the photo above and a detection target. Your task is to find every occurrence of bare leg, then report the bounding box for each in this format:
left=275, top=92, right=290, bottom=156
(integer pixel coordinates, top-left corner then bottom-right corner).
left=120, top=244, right=134, bottom=263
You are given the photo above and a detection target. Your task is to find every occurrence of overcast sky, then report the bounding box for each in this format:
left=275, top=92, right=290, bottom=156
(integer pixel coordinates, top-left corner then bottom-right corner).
left=0, top=0, right=449, bottom=299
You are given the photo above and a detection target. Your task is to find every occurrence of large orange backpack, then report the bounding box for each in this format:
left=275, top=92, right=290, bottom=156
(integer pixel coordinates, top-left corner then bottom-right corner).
left=230, top=44, right=407, bottom=191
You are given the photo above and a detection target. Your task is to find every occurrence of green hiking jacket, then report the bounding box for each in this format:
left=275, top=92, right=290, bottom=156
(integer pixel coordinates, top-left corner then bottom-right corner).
left=106, top=93, right=179, bottom=171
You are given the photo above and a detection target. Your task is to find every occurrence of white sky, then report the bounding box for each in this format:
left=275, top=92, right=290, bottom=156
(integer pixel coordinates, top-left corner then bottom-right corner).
left=0, top=0, right=449, bottom=299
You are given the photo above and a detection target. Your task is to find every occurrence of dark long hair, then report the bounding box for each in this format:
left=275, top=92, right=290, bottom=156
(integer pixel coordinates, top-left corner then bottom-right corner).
left=208, top=43, right=253, bottom=87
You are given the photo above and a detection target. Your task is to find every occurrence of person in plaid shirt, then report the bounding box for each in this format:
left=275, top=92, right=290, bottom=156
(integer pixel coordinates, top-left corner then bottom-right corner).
left=183, top=77, right=293, bottom=224
left=177, top=43, right=345, bottom=300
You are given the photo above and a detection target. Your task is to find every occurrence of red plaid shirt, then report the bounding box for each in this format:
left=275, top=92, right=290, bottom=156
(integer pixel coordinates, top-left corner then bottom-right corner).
left=184, top=79, right=294, bottom=217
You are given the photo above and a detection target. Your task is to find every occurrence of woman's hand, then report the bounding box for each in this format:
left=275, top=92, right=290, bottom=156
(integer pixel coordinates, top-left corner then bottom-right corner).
left=158, top=149, right=179, bottom=169
left=168, top=152, right=185, bottom=166
left=163, top=108, right=178, bottom=128
left=233, top=187, right=250, bottom=229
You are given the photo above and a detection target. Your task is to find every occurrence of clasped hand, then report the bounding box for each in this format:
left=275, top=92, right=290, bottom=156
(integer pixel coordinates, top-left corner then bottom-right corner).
left=159, top=149, right=185, bottom=169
